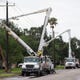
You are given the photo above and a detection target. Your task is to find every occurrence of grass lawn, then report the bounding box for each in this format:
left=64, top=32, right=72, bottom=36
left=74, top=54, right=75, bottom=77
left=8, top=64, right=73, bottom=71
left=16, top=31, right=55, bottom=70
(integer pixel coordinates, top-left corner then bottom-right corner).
left=0, top=65, right=64, bottom=78
left=55, top=65, right=64, bottom=70
left=0, top=68, right=21, bottom=78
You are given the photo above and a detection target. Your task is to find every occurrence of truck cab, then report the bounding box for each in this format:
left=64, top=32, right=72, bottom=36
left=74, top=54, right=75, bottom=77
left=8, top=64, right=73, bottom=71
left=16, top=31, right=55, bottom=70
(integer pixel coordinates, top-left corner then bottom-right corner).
left=65, top=57, right=76, bottom=69
left=21, top=56, right=54, bottom=76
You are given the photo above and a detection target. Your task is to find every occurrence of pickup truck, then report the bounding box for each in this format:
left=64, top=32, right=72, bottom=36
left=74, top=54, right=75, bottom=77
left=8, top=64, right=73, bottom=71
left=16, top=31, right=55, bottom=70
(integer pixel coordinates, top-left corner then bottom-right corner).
left=21, top=56, right=54, bottom=76
left=65, top=57, right=80, bottom=69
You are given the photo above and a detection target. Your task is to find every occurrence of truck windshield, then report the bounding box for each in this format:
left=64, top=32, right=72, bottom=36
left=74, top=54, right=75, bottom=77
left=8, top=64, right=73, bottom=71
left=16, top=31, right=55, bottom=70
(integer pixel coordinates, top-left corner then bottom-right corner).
left=24, top=57, right=40, bottom=62
left=66, top=59, right=75, bottom=62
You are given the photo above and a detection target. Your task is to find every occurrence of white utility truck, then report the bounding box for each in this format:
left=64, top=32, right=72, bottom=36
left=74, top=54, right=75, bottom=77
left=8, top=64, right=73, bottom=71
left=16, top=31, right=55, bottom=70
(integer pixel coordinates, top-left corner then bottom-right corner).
left=0, top=7, right=55, bottom=76
left=65, top=57, right=79, bottom=69
left=64, top=30, right=79, bottom=69
left=21, top=56, right=54, bottom=76
left=65, top=57, right=76, bottom=69
left=21, top=7, right=55, bottom=76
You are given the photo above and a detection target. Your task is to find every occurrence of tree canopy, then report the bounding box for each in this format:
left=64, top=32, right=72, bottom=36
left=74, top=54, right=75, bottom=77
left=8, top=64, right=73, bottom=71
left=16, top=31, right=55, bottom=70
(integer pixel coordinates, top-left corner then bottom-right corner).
left=0, top=20, right=80, bottom=67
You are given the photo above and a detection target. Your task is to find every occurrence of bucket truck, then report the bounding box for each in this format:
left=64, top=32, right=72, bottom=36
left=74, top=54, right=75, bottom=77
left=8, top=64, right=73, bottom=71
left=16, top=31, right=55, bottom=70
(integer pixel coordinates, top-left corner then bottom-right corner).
left=44, top=29, right=79, bottom=69
left=64, top=29, right=76, bottom=69
left=64, top=30, right=80, bottom=69
left=0, top=7, right=54, bottom=76
left=20, top=8, right=54, bottom=76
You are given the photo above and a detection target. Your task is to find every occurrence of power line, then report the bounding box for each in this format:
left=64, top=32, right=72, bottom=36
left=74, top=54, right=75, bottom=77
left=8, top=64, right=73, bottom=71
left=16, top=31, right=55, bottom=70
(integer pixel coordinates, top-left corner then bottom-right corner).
left=10, top=6, right=48, bottom=28
left=14, top=5, right=38, bottom=28
left=14, top=6, right=33, bottom=27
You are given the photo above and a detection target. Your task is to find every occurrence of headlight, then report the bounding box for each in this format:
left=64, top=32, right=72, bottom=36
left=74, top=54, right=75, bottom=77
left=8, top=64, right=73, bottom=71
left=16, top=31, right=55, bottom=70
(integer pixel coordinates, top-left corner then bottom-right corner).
left=22, top=65, right=26, bottom=69
left=34, top=65, right=39, bottom=69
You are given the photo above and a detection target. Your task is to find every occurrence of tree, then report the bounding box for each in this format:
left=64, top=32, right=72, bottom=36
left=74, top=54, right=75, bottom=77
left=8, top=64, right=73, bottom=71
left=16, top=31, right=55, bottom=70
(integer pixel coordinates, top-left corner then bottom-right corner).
left=71, top=37, right=80, bottom=58
left=0, top=45, right=7, bottom=71
left=2, top=20, right=22, bottom=36
left=0, top=20, right=24, bottom=68
left=48, top=17, right=57, bottom=67
left=48, top=17, right=57, bottom=28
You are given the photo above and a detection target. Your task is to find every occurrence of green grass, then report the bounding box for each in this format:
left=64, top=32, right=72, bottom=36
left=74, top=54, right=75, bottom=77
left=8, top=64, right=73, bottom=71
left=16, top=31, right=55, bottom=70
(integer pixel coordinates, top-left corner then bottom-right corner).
left=0, top=68, right=21, bottom=78
left=11, top=68, right=21, bottom=74
left=0, top=66, right=64, bottom=78
left=55, top=65, right=64, bottom=70
left=0, top=73, right=17, bottom=77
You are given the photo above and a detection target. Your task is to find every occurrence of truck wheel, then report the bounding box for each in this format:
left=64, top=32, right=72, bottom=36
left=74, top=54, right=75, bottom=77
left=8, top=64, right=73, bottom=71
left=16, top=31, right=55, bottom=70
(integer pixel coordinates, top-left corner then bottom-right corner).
left=40, top=70, right=46, bottom=76
left=76, top=64, right=79, bottom=68
left=65, top=67, right=68, bottom=69
left=26, top=72, right=30, bottom=76
left=51, top=69, right=56, bottom=74
left=21, top=71, right=25, bottom=76
left=36, top=71, right=41, bottom=77
left=49, top=67, right=55, bottom=74
left=73, top=67, right=76, bottom=69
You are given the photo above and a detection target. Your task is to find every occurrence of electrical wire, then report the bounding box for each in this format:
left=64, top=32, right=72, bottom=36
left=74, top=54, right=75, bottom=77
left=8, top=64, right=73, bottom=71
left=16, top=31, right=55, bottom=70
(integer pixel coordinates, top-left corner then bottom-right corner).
left=14, top=5, right=38, bottom=28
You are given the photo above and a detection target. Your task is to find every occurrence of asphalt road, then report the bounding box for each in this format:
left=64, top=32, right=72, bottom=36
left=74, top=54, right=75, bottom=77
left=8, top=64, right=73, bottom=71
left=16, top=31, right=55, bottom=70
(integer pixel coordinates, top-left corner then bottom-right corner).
left=2, top=69, right=80, bottom=80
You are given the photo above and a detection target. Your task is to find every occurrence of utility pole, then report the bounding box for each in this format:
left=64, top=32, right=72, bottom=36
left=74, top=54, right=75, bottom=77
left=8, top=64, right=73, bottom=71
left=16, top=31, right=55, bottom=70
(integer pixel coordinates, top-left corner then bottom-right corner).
left=53, top=30, right=55, bottom=68
left=0, top=1, right=15, bottom=72
left=5, top=1, right=9, bottom=72
left=51, top=27, right=56, bottom=68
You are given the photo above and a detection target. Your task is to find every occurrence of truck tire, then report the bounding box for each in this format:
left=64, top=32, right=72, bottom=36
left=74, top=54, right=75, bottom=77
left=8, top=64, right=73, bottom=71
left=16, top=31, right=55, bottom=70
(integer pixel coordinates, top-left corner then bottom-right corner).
left=73, top=67, right=76, bottom=69
left=76, top=64, right=79, bottom=68
left=26, top=72, right=30, bottom=76
left=50, top=69, right=55, bottom=74
left=36, top=71, right=41, bottom=77
left=65, top=67, right=68, bottom=69
left=40, top=70, right=47, bottom=76
left=48, top=67, right=54, bottom=74
left=21, top=71, right=30, bottom=76
left=21, top=71, right=25, bottom=76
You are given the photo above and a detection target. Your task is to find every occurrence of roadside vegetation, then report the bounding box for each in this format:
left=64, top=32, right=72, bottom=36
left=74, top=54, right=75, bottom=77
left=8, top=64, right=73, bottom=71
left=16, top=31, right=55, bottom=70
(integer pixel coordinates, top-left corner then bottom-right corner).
left=55, top=65, right=64, bottom=70
left=0, top=68, right=21, bottom=78
left=0, top=65, right=64, bottom=78
left=0, top=19, right=80, bottom=73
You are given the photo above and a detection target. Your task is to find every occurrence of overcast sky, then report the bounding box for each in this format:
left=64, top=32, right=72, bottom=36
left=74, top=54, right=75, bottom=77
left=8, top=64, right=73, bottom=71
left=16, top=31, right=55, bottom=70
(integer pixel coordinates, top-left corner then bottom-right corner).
left=0, top=0, right=80, bottom=41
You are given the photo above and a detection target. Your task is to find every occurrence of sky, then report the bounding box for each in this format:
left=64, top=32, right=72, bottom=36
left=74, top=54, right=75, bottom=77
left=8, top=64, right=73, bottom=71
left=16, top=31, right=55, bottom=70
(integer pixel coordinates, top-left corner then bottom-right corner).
left=0, top=0, right=80, bottom=42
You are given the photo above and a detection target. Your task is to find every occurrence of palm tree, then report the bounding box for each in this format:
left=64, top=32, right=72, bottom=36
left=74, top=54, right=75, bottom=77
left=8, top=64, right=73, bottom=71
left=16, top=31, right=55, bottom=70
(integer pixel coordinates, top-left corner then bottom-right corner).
left=48, top=17, right=57, bottom=68
left=48, top=17, right=57, bottom=28
left=48, top=17, right=57, bottom=37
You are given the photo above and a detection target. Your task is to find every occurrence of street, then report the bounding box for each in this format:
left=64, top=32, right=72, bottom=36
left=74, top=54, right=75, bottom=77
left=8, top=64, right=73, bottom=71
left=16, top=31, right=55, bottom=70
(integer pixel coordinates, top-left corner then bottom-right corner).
left=2, top=69, right=80, bottom=80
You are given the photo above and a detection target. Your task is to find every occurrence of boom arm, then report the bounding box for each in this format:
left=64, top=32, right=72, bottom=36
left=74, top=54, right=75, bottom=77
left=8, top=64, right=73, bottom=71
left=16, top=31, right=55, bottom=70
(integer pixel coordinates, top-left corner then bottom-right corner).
left=38, top=8, right=52, bottom=55
left=0, top=8, right=50, bottom=20
left=9, top=7, right=52, bottom=56
left=46, top=29, right=71, bottom=45
left=0, top=7, right=52, bottom=56
left=68, top=30, right=72, bottom=58
left=45, top=29, right=72, bottom=58
left=0, top=23, right=37, bottom=56
left=9, top=8, right=52, bottom=20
